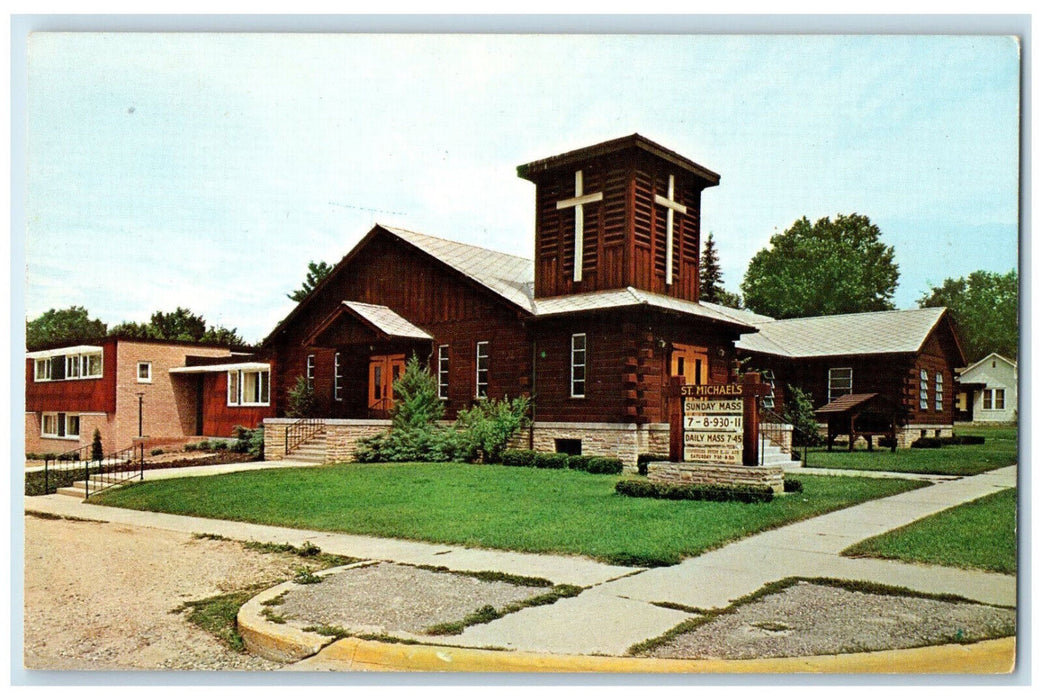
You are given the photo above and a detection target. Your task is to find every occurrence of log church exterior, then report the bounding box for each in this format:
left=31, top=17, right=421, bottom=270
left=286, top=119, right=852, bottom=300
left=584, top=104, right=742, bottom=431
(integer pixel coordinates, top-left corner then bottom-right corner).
left=260, top=134, right=966, bottom=464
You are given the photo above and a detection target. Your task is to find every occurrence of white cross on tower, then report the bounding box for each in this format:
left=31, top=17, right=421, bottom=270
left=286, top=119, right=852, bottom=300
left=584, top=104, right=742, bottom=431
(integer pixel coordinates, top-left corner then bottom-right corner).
left=654, top=174, right=688, bottom=286
left=556, top=169, right=603, bottom=282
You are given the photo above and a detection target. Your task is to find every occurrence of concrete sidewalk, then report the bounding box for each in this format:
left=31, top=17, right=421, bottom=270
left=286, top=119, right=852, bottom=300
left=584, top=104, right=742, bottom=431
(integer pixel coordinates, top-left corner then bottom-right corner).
left=24, top=461, right=1018, bottom=666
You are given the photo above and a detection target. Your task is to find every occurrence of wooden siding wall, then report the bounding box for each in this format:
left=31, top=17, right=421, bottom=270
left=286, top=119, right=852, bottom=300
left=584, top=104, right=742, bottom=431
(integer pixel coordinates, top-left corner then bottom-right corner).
left=200, top=372, right=275, bottom=436
left=269, top=232, right=532, bottom=419
left=533, top=312, right=739, bottom=424
left=531, top=149, right=705, bottom=302
left=25, top=340, right=118, bottom=413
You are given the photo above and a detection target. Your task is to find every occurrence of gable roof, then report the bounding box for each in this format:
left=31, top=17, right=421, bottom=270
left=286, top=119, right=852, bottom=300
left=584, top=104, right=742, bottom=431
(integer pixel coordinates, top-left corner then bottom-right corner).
left=736, top=307, right=954, bottom=359
left=959, top=351, right=1017, bottom=375
left=341, top=301, right=433, bottom=340
left=382, top=226, right=535, bottom=312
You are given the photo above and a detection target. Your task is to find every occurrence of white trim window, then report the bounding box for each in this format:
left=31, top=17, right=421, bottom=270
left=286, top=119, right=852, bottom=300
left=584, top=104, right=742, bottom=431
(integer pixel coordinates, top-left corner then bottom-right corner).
left=475, top=341, right=489, bottom=399
left=306, top=354, right=316, bottom=389
left=919, top=368, right=929, bottom=410
left=570, top=333, right=587, bottom=398
left=934, top=371, right=944, bottom=412
left=983, top=388, right=1006, bottom=411
left=438, top=345, right=450, bottom=400
left=228, top=369, right=270, bottom=407
left=828, top=367, right=852, bottom=403
left=333, top=352, right=343, bottom=402
left=66, top=354, right=81, bottom=379
left=65, top=351, right=103, bottom=380
left=137, top=361, right=153, bottom=383
left=41, top=412, right=79, bottom=439
left=34, top=358, right=52, bottom=382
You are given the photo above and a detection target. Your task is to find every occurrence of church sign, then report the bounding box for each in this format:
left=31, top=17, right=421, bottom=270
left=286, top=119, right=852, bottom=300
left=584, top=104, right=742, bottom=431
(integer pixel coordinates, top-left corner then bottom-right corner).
left=669, top=373, right=772, bottom=466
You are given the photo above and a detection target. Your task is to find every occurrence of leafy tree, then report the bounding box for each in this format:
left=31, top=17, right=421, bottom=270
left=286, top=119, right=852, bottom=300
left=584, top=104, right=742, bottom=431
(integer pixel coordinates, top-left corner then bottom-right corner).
left=109, top=308, right=244, bottom=346
left=741, top=213, right=899, bottom=319
left=288, top=260, right=334, bottom=302
left=918, top=270, right=1018, bottom=361
left=782, top=385, right=822, bottom=448
left=26, top=306, right=107, bottom=349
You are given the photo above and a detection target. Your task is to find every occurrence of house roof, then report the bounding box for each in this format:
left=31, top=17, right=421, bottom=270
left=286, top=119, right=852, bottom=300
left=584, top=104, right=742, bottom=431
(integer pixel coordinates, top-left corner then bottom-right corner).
left=958, top=351, right=1017, bottom=375
left=516, top=133, right=721, bottom=187
left=26, top=344, right=104, bottom=359
left=736, top=307, right=951, bottom=359
left=700, top=302, right=776, bottom=326
left=533, top=287, right=756, bottom=330
left=814, top=393, right=880, bottom=415
left=341, top=301, right=433, bottom=340
left=382, top=226, right=535, bottom=312
left=169, top=361, right=271, bottom=374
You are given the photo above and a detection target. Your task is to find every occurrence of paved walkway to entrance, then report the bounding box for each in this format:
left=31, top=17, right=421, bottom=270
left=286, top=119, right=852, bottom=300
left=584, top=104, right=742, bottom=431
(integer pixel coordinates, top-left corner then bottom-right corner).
left=24, top=461, right=1017, bottom=669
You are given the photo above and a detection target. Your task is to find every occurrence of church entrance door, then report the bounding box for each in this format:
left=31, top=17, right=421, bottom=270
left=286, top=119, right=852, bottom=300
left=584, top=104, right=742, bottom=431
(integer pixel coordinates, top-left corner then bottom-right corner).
left=368, top=353, right=406, bottom=416
left=671, top=344, right=708, bottom=385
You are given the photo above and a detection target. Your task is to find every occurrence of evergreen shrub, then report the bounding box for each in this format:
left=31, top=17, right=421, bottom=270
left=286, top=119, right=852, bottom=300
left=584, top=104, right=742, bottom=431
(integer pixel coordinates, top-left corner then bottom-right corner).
left=783, top=477, right=803, bottom=493
left=615, top=479, right=774, bottom=503
left=501, top=449, right=538, bottom=466
left=534, top=452, right=569, bottom=469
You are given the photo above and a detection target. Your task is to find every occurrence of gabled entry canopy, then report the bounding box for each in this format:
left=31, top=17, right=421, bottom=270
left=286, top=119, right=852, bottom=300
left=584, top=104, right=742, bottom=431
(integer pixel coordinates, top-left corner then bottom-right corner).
left=304, top=300, right=433, bottom=348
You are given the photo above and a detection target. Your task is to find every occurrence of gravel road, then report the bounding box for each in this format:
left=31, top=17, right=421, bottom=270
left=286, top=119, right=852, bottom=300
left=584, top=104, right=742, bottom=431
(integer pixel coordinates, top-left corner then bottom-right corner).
left=23, top=513, right=303, bottom=671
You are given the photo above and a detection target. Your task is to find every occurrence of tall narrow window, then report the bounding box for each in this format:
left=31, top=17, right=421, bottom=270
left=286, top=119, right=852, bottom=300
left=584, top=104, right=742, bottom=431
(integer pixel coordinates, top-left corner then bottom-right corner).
left=983, top=389, right=993, bottom=410
left=570, top=333, right=586, bottom=398
left=66, top=355, right=80, bottom=379
left=919, top=368, right=929, bottom=410
left=34, top=358, right=51, bottom=381
left=306, top=354, right=315, bottom=388
left=994, top=389, right=1006, bottom=410
left=475, top=341, right=489, bottom=398
left=227, top=371, right=240, bottom=405
left=333, top=352, right=343, bottom=402
left=438, top=345, right=450, bottom=400
left=828, top=368, right=852, bottom=403
left=934, top=372, right=943, bottom=412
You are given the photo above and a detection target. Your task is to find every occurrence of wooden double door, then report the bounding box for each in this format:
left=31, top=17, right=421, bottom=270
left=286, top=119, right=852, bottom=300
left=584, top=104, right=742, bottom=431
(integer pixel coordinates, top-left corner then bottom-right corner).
left=368, top=353, right=406, bottom=414
left=671, top=343, right=709, bottom=385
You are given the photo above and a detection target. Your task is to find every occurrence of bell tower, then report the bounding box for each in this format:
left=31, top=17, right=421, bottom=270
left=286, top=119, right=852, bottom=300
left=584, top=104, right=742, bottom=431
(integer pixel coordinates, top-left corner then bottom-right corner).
left=517, top=134, right=720, bottom=302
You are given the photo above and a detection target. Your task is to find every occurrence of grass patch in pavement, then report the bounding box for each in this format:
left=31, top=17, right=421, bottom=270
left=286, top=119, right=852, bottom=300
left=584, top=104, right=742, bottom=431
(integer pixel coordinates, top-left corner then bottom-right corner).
left=843, top=488, right=1017, bottom=573
left=92, top=462, right=925, bottom=566
left=172, top=583, right=274, bottom=653
left=806, top=425, right=1017, bottom=476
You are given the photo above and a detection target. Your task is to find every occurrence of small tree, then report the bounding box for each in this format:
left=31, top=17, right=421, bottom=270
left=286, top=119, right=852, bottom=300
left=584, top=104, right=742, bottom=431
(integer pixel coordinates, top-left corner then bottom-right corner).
left=286, top=376, right=317, bottom=418
left=91, top=428, right=104, bottom=462
left=451, top=395, right=532, bottom=463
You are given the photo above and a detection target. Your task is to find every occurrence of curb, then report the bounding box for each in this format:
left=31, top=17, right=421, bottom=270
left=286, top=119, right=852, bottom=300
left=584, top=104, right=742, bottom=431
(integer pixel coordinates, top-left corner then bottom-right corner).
left=291, top=635, right=1015, bottom=674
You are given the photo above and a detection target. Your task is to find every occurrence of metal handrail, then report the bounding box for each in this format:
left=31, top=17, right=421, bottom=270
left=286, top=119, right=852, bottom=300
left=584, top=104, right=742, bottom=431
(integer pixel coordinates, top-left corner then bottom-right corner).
left=758, top=406, right=791, bottom=466
left=42, top=443, right=93, bottom=495
left=367, top=397, right=392, bottom=418
left=85, top=444, right=145, bottom=498
left=284, top=416, right=324, bottom=455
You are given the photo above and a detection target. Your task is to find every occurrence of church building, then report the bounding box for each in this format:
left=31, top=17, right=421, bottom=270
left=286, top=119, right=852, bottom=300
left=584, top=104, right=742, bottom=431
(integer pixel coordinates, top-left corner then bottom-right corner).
left=262, top=134, right=757, bottom=463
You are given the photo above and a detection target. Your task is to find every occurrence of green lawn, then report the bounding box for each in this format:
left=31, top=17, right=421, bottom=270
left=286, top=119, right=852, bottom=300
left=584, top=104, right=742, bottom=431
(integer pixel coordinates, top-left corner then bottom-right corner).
left=843, top=488, right=1017, bottom=573
left=91, top=463, right=923, bottom=566
left=805, top=425, right=1017, bottom=476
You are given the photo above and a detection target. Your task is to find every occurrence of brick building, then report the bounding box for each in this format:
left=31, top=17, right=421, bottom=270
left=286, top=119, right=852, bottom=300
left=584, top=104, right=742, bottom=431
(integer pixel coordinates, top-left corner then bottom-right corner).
left=25, top=337, right=273, bottom=456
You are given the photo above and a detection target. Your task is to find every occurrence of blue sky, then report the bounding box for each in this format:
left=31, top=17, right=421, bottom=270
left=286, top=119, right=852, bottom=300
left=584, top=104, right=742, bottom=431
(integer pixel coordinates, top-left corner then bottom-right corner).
left=25, top=33, right=1021, bottom=344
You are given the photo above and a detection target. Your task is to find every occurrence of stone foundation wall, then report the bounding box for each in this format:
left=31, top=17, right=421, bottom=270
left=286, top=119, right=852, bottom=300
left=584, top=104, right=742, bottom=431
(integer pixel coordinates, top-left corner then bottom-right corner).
left=509, top=422, right=671, bottom=471
left=263, top=418, right=392, bottom=462
left=648, top=461, right=785, bottom=493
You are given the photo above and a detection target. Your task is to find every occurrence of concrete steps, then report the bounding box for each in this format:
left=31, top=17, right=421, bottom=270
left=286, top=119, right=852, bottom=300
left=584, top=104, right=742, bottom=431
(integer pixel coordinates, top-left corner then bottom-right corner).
left=285, top=431, right=328, bottom=464
left=760, top=439, right=802, bottom=470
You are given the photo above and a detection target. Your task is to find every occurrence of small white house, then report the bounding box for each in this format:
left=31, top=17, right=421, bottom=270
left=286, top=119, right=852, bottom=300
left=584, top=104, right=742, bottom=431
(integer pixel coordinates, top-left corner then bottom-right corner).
left=956, top=353, right=1017, bottom=423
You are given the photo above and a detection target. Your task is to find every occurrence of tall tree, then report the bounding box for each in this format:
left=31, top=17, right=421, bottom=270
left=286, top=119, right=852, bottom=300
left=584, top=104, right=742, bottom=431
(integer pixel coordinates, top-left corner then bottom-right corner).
left=26, top=306, right=107, bottom=349
left=699, top=232, right=724, bottom=302
left=741, top=213, right=899, bottom=319
left=288, top=260, right=334, bottom=302
left=918, top=270, right=1018, bottom=362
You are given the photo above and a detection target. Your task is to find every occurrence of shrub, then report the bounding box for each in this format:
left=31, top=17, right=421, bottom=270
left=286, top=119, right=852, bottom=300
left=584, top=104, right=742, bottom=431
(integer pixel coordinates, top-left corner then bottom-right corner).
left=501, top=449, right=537, bottom=466
left=637, top=453, right=668, bottom=477
left=232, top=425, right=265, bottom=457
left=566, top=455, right=597, bottom=472
left=354, top=355, right=445, bottom=463
left=150, top=448, right=165, bottom=456
left=452, top=395, right=531, bottom=463
left=783, top=385, right=822, bottom=447
left=615, top=479, right=774, bottom=503
left=586, top=457, right=624, bottom=475
left=286, top=375, right=317, bottom=418
left=877, top=436, right=896, bottom=449
left=911, top=437, right=944, bottom=448
left=91, top=428, right=104, bottom=462
left=534, top=452, right=568, bottom=469
left=783, top=477, right=803, bottom=493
